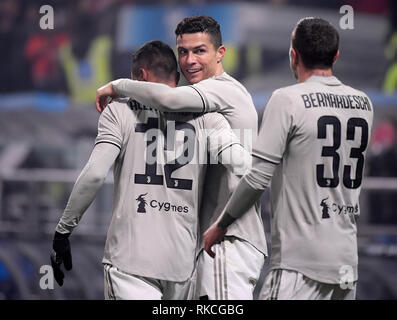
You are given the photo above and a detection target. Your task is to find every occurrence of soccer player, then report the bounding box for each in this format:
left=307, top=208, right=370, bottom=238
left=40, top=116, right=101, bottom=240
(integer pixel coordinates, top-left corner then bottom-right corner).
left=51, top=40, right=252, bottom=300
left=95, top=16, right=267, bottom=300
left=204, top=17, right=374, bottom=300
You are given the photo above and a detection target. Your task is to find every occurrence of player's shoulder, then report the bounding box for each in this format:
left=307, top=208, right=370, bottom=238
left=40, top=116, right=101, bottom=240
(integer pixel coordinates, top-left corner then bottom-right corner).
left=275, top=81, right=309, bottom=95
left=107, top=97, right=130, bottom=111
left=99, top=98, right=132, bottom=126
left=341, top=83, right=370, bottom=99
left=264, top=84, right=305, bottom=117
left=270, top=80, right=333, bottom=103
left=217, top=72, right=251, bottom=94
left=268, top=83, right=302, bottom=104
left=198, top=72, right=251, bottom=96
left=103, top=98, right=133, bottom=117
left=333, top=80, right=374, bottom=109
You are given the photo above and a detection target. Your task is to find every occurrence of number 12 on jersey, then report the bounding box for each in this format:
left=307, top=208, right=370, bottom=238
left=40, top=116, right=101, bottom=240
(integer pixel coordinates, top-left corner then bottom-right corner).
left=134, top=117, right=196, bottom=190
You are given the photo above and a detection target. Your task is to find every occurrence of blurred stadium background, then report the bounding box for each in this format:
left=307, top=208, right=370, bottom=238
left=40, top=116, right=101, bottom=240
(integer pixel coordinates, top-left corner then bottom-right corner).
left=1, top=0, right=397, bottom=300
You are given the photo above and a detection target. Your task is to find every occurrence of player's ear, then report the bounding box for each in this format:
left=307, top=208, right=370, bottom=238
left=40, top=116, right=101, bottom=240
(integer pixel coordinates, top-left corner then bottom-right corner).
left=216, top=45, right=226, bottom=63
left=290, top=47, right=298, bottom=67
left=333, top=50, right=340, bottom=64
left=175, top=71, right=180, bottom=86
left=138, top=68, right=148, bottom=82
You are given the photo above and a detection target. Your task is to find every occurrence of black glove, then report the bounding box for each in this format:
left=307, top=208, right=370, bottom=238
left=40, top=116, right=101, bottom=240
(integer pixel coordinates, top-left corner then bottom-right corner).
left=50, top=231, right=72, bottom=286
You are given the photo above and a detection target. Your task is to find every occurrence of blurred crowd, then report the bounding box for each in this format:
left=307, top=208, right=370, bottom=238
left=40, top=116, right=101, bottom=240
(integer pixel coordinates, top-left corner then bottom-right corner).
left=0, top=0, right=392, bottom=95
left=368, top=119, right=397, bottom=224
left=0, top=0, right=123, bottom=99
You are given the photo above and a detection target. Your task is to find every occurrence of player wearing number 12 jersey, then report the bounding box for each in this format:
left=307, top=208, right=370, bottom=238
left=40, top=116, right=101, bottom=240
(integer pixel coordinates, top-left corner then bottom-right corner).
left=51, top=41, right=251, bottom=299
left=204, top=18, right=373, bottom=300
left=96, top=16, right=267, bottom=300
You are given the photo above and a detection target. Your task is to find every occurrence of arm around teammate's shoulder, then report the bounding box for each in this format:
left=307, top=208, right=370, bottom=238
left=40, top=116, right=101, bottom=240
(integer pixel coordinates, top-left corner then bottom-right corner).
left=110, top=79, right=206, bottom=113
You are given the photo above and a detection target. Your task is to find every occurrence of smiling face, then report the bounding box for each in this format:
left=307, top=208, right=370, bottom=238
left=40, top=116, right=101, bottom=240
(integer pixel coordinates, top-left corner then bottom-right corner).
left=176, top=32, right=225, bottom=84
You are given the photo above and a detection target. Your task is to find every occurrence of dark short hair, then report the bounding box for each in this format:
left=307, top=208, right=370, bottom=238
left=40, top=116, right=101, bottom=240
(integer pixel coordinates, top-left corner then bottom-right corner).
left=131, top=40, right=178, bottom=81
left=175, top=15, right=222, bottom=49
left=292, top=17, right=339, bottom=69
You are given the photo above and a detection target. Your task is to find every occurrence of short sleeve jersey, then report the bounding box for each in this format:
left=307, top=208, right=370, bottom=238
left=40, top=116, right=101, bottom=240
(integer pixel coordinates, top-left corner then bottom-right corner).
left=253, top=76, right=373, bottom=283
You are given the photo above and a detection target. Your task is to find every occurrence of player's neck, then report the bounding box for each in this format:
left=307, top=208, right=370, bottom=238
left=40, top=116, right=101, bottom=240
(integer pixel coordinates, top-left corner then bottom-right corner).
left=298, top=68, right=333, bottom=83
left=214, top=63, right=225, bottom=77
left=204, top=64, right=224, bottom=82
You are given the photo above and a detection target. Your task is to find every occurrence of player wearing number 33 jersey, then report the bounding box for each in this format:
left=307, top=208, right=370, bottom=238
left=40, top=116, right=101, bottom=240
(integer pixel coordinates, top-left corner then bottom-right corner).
left=254, top=75, right=373, bottom=285
left=205, top=18, right=373, bottom=300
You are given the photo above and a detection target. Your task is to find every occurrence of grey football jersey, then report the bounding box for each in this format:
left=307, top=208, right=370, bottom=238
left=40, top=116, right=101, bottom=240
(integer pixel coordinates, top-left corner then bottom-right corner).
left=96, top=98, right=242, bottom=281
left=253, top=76, right=373, bottom=283
left=192, top=72, right=268, bottom=256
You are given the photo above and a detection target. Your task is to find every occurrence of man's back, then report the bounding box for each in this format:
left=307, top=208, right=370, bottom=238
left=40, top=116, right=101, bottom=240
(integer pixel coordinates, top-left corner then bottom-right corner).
left=253, top=75, right=373, bottom=283
left=96, top=98, right=241, bottom=282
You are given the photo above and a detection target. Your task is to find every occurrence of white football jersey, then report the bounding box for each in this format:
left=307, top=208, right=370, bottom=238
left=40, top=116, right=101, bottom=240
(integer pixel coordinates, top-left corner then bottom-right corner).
left=253, top=76, right=373, bottom=283
left=96, top=98, right=242, bottom=282
left=191, top=72, right=268, bottom=256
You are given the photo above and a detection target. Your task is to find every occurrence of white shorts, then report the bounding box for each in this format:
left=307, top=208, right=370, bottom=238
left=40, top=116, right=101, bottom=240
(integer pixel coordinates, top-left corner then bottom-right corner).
left=195, top=237, right=265, bottom=300
left=260, top=269, right=356, bottom=300
left=103, top=264, right=195, bottom=300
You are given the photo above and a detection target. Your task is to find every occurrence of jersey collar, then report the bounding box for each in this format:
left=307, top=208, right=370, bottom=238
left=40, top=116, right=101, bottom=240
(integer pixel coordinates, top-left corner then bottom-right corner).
left=306, top=75, right=342, bottom=86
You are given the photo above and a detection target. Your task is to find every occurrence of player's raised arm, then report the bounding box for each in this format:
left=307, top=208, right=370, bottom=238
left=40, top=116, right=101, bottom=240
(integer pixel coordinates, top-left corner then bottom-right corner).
left=96, top=41, right=206, bottom=113
left=110, top=78, right=207, bottom=113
